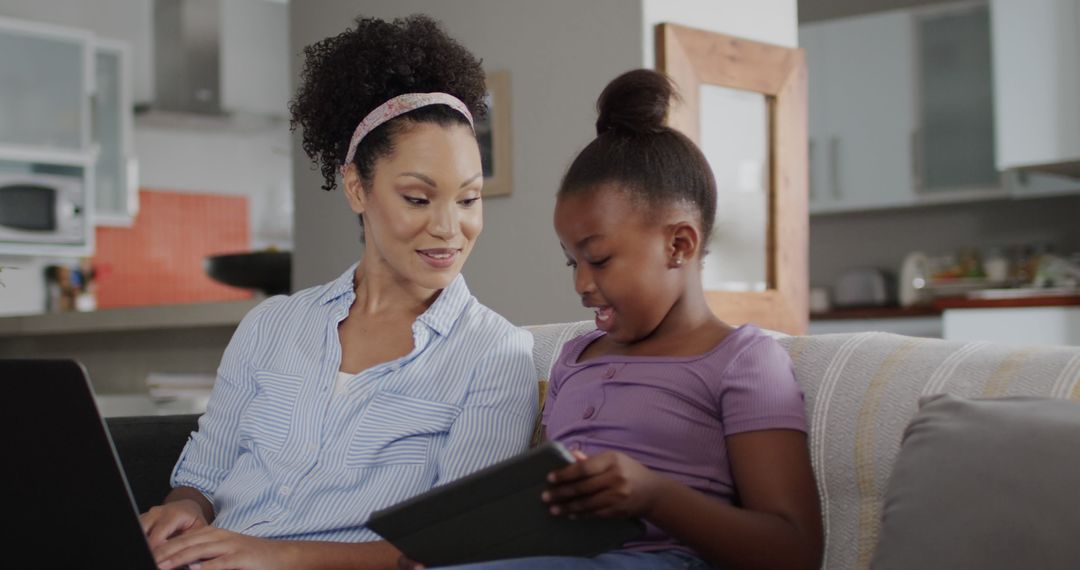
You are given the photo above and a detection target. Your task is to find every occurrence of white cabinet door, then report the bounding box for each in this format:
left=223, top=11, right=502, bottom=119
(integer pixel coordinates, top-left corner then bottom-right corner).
left=944, top=307, right=1080, bottom=346
left=915, top=4, right=1002, bottom=198
left=803, top=12, right=917, bottom=214
left=0, top=17, right=93, bottom=158
left=802, top=24, right=833, bottom=213
left=992, top=0, right=1080, bottom=173
left=92, top=40, right=138, bottom=226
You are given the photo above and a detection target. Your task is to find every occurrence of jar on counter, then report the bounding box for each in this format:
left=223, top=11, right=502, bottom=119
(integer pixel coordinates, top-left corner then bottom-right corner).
left=983, top=247, right=1009, bottom=283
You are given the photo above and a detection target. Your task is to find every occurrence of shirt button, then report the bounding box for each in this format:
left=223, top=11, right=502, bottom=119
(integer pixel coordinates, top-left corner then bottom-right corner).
left=603, top=367, right=616, bottom=379
left=307, top=443, right=318, bottom=453
left=279, top=485, right=291, bottom=496
left=582, top=406, right=596, bottom=419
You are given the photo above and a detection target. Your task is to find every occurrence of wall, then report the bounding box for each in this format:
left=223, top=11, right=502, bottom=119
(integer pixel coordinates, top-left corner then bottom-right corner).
left=291, top=0, right=798, bottom=325
left=809, top=194, right=1080, bottom=288
left=642, top=0, right=798, bottom=66
left=799, top=0, right=957, bottom=23
left=135, top=124, right=293, bottom=249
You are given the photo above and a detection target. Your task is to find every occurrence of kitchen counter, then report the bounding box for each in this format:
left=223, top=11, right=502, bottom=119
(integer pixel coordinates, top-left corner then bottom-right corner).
left=933, top=294, right=1080, bottom=310
left=0, top=299, right=259, bottom=337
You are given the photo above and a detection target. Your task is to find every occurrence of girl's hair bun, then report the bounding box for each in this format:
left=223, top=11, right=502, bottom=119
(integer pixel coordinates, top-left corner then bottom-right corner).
left=595, top=69, right=676, bottom=136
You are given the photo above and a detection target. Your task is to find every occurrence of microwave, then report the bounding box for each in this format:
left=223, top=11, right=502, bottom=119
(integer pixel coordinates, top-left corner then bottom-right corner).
left=0, top=172, right=87, bottom=245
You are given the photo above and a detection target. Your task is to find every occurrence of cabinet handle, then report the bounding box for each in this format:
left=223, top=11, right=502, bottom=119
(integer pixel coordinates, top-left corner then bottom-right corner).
left=808, top=138, right=816, bottom=200
left=911, top=129, right=923, bottom=191
left=125, top=157, right=140, bottom=218
left=829, top=136, right=841, bottom=199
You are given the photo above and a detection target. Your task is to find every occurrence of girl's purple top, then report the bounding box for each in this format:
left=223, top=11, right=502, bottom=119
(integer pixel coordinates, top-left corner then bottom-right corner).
left=542, top=324, right=807, bottom=552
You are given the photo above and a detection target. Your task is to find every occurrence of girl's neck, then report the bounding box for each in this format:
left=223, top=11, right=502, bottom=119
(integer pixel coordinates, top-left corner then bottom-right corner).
left=652, top=282, right=725, bottom=341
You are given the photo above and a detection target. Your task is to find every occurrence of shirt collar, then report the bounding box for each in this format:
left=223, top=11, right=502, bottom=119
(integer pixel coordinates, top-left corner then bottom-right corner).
left=318, top=263, right=361, bottom=306
left=318, top=263, right=471, bottom=337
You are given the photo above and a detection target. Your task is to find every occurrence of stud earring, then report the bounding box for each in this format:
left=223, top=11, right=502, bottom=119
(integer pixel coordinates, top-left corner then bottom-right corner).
left=674, top=258, right=685, bottom=266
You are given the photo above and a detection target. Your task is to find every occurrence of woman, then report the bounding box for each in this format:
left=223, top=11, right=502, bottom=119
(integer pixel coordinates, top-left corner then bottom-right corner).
left=140, top=15, right=537, bottom=570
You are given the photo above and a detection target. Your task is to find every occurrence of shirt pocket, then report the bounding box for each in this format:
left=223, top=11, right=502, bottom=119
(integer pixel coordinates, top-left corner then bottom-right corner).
left=238, top=370, right=304, bottom=453
left=346, top=391, right=462, bottom=468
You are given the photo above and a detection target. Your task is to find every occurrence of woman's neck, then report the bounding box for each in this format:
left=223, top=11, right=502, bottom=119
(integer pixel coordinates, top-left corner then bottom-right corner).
left=351, top=255, right=440, bottom=317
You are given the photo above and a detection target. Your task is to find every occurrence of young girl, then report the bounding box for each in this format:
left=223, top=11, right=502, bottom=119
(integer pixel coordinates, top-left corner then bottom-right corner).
left=440, top=69, right=823, bottom=569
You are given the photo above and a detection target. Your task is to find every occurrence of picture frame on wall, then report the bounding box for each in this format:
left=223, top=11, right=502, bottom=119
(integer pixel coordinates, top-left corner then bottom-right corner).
left=477, top=70, right=512, bottom=197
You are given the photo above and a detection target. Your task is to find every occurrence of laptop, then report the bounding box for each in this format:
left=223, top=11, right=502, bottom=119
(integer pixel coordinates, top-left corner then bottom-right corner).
left=4, top=359, right=158, bottom=569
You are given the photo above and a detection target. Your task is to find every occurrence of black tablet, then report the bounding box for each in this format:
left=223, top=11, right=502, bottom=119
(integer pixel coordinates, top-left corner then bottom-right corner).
left=367, top=442, right=645, bottom=566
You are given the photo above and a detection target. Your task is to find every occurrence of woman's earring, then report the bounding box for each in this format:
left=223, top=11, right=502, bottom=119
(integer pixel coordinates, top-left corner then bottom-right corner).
left=674, top=258, right=685, bottom=267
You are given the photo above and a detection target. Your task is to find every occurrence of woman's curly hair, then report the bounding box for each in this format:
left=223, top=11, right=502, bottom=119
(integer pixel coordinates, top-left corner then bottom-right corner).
left=290, top=15, right=487, bottom=192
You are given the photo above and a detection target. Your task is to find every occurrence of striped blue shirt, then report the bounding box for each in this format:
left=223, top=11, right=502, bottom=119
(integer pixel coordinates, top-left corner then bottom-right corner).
left=171, top=264, right=537, bottom=542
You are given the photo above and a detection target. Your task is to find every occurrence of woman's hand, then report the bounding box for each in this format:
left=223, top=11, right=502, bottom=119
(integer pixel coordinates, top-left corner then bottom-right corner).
left=542, top=450, right=666, bottom=519
left=152, top=527, right=293, bottom=570
left=141, top=499, right=209, bottom=547
left=397, top=554, right=426, bottom=570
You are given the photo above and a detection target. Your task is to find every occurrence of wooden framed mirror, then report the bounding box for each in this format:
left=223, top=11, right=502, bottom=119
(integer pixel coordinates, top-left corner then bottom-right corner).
left=657, top=23, right=809, bottom=334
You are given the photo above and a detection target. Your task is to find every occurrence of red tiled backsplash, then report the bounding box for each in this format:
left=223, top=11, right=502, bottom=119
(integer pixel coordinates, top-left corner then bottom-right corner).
left=94, top=189, right=253, bottom=308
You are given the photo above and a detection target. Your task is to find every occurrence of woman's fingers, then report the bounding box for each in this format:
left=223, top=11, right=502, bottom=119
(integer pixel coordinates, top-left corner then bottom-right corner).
left=153, top=526, right=224, bottom=566
left=145, top=511, right=192, bottom=547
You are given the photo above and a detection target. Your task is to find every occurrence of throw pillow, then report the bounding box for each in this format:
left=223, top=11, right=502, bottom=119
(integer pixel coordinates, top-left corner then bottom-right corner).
left=872, top=394, right=1080, bottom=569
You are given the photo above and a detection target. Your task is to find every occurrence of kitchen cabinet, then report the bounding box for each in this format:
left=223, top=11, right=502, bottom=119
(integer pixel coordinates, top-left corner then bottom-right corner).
left=801, top=3, right=1062, bottom=215
left=943, top=306, right=1080, bottom=346
left=0, top=16, right=94, bottom=159
left=915, top=3, right=1001, bottom=198
left=991, top=0, right=1080, bottom=176
left=0, top=16, right=95, bottom=255
left=803, top=12, right=917, bottom=214
left=92, top=39, right=138, bottom=226
left=0, top=16, right=137, bottom=254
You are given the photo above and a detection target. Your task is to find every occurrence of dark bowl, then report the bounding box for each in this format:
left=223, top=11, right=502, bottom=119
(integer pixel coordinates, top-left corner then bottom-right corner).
left=204, top=251, right=292, bottom=296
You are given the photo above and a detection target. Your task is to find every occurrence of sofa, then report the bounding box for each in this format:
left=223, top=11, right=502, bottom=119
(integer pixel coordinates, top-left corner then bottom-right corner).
left=109, top=322, right=1080, bottom=569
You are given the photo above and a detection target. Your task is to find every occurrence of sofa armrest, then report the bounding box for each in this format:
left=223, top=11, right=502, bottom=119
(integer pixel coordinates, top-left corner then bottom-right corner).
left=106, top=414, right=200, bottom=513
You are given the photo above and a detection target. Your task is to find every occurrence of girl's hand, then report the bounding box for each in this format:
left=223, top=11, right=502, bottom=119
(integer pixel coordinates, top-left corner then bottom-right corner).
left=543, top=450, right=665, bottom=519
left=152, top=527, right=292, bottom=570
left=140, top=499, right=209, bottom=547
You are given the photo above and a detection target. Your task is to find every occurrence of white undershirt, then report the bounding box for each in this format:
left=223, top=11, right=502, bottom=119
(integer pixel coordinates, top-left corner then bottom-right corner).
left=335, top=371, right=352, bottom=397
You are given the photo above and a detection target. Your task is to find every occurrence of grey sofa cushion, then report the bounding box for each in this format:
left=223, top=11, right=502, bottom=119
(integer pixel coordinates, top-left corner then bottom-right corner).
left=872, top=394, right=1080, bottom=570
left=106, top=414, right=200, bottom=513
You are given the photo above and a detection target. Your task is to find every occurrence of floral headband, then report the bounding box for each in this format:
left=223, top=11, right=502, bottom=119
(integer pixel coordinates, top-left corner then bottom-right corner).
left=340, top=92, right=474, bottom=174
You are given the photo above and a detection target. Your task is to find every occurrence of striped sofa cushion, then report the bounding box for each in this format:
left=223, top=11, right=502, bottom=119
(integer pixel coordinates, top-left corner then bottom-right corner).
left=526, top=323, right=1080, bottom=570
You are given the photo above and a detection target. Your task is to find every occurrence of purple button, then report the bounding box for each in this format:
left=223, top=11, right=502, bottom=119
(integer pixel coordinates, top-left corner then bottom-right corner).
left=583, top=406, right=595, bottom=419
left=603, top=367, right=616, bottom=379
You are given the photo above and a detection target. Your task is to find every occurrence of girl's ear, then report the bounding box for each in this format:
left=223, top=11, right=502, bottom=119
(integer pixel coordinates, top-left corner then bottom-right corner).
left=342, top=164, right=367, bottom=215
left=667, top=221, right=700, bottom=268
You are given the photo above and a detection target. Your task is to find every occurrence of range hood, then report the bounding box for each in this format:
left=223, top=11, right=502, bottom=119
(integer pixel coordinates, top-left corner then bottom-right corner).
left=138, top=0, right=288, bottom=128
left=152, top=0, right=223, bottom=115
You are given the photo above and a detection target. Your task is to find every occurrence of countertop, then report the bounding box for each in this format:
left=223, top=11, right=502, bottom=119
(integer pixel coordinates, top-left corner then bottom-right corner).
left=0, top=299, right=259, bottom=337
left=932, top=294, right=1080, bottom=310
left=812, top=294, right=1080, bottom=321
